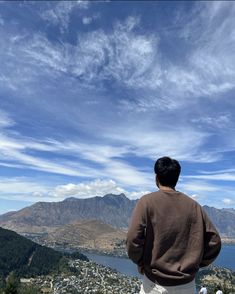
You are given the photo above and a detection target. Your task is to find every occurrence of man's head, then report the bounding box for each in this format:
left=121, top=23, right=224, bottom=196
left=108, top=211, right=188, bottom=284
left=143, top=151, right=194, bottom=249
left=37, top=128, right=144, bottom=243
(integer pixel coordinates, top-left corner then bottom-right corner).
left=154, top=156, right=181, bottom=188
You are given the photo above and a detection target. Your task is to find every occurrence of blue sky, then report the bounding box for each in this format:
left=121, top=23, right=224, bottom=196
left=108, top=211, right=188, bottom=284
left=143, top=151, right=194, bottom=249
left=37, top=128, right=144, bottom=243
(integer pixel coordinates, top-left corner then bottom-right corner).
left=0, top=1, right=235, bottom=213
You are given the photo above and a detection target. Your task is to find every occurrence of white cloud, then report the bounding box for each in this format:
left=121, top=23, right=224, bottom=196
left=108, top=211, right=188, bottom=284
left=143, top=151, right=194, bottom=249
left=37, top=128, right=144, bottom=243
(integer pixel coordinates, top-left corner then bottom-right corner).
left=0, top=129, right=152, bottom=188
left=49, top=179, right=151, bottom=200
left=0, top=148, right=98, bottom=178
left=82, top=16, right=93, bottom=25
left=40, top=140, right=152, bottom=187
left=2, top=3, right=235, bottom=112
left=82, top=13, right=100, bottom=26
left=178, top=176, right=235, bottom=208
left=40, top=1, right=89, bottom=32
left=0, top=177, right=50, bottom=201
left=2, top=175, right=233, bottom=208
left=3, top=5, right=235, bottom=117
left=179, top=180, right=220, bottom=193
left=128, top=190, right=151, bottom=200
left=191, top=114, right=231, bottom=128
left=0, top=133, right=100, bottom=178
left=222, top=198, right=235, bottom=205
left=52, top=179, right=125, bottom=198
left=50, top=179, right=150, bottom=199
left=0, top=177, right=150, bottom=202
left=21, top=34, right=67, bottom=74
left=103, top=125, right=218, bottom=163
left=179, top=2, right=235, bottom=96
left=185, top=173, right=235, bottom=181
left=0, top=109, right=15, bottom=128
left=103, top=160, right=152, bottom=187
left=9, top=16, right=159, bottom=90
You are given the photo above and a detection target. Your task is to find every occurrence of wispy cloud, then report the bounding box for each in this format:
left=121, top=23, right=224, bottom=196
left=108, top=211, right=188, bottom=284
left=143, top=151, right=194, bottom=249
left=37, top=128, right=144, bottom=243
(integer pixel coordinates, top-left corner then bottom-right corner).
left=40, top=1, right=89, bottom=32
left=82, top=13, right=100, bottom=26
left=178, top=179, right=235, bottom=208
left=4, top=16, right=159, bottom=90
left=0, top=129, right=152, bottom=188
left=0, top=2, right=235, bottom=209
left=0, top=177, right=50, bottom=201
left=0, top=133, right=98, bottom=178
left=179, top=180, right=220, bottom=193
left=185, top=173, right=235, bottom=181
left=103, top=125, right=219, bottom=163
left=0, top=109, right=15, bottom=128
left=191, top=114, right=231, bottom=129
left=2, top=4, right=235, bottom=111
left=179, top=2, right=235, bottom=96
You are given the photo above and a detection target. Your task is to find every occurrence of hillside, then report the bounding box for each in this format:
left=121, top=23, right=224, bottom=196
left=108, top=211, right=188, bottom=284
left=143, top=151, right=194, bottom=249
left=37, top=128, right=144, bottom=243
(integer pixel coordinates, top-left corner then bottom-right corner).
left=0, top=227, right=63, bottom=279
left=0, top=193, right=234, bottom=239
left=196, top=265, right=235, bottom=293
left=203, top=206, right=235, bottom=238
left=35, top=219, right=126, bottom=253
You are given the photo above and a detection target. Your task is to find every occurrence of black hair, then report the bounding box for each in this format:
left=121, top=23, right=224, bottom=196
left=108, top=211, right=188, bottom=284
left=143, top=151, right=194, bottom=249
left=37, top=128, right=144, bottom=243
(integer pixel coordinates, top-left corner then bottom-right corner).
left=154, top=156, right=181, bottom=188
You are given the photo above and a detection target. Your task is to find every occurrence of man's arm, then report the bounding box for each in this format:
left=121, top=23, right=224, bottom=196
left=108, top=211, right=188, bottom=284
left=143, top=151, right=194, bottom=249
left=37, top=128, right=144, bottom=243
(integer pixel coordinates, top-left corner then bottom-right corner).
left=126, top=198, right=147, bottom=266
left=200, top=209, right=221, bottom=267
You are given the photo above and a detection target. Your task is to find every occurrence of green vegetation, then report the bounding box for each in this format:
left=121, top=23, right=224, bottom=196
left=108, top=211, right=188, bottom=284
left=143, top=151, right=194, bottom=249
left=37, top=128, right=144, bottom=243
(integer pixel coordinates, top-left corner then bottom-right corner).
left=63, top=250, right=88, bottom=261
left=0, top=227, right=88, bottom=293
left=196, top=265, right=235, bottom=294
left=0, top=272, right=40, bottom=294
left=0, top=227, right=62, bottom=279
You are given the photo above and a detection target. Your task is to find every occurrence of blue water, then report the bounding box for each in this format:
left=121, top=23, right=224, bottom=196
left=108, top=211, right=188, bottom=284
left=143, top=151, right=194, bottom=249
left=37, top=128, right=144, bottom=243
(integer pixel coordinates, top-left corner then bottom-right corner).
left=85, top=251, right=142, bottom=278
left=213, top=244, right=235, bottom=270
left=85, top=244, right=235, bottom=278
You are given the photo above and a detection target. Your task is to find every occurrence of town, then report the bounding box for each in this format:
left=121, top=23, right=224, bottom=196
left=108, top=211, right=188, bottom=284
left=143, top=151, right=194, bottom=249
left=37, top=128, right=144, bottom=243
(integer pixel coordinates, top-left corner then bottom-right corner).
left=21, top=259, right=141, bottom=294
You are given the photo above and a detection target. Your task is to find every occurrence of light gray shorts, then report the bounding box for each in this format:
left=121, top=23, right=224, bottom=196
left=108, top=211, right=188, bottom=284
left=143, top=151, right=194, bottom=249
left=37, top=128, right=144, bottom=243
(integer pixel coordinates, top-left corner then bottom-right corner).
left=139, top=275, right=195, bottom=294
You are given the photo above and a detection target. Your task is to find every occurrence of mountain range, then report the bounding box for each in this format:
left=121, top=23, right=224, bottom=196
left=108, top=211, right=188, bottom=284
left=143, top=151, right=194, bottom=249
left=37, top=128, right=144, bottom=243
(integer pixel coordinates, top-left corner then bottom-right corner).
left=0, top=193, right=234, bottom=239
left=0, top=194, right=136, bottom=233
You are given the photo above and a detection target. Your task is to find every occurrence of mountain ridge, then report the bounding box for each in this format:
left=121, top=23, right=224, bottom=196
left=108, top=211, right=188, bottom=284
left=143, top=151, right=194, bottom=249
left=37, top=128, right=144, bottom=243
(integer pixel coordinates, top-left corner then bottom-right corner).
left=0, top=193, right=234, bottom=238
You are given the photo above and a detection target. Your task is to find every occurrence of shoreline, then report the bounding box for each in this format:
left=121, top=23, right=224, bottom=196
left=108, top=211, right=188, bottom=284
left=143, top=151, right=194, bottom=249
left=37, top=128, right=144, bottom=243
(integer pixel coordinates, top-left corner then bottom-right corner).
left=52, top=239, right=235, bottom=260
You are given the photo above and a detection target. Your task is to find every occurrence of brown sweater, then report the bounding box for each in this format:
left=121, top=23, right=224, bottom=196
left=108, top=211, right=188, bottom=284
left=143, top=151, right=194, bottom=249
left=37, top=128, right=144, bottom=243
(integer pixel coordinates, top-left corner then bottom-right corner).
left=126, top=190, right=221, bottom=286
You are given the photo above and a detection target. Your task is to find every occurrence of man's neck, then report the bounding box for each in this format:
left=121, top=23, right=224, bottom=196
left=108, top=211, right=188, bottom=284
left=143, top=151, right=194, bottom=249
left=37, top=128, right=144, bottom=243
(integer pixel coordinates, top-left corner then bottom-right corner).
left=158, top=184, right=175, bottom=192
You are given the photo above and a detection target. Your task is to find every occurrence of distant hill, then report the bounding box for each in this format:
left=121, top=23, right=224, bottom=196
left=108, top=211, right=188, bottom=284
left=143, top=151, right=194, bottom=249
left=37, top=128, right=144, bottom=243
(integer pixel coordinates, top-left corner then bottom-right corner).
left=0, top=193, right=234, bottom=239
left=36, top=219, right=126, bottom=252
left=0, top=226, right=63, bottom=279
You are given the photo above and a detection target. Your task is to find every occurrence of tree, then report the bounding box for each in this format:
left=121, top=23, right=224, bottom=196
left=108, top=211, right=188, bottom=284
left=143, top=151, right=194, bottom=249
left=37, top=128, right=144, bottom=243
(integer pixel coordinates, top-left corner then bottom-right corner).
left=18, top=285, right=41, bottom=294
left=4, top=272, right=19, bottom=294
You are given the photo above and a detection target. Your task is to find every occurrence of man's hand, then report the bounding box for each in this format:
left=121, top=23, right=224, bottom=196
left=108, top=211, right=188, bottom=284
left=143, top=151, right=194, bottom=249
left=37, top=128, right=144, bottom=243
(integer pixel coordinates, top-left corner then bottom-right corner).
left=138, top=265, right=145, bottom=275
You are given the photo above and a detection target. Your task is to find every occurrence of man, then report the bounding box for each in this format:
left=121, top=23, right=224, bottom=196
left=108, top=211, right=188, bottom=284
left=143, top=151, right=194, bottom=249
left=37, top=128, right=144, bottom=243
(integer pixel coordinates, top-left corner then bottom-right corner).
left=126, top=156, right=221, bottom=294
left=199, top=286, right=207, bottom=294
left=215, top=289, right=223, bottom=294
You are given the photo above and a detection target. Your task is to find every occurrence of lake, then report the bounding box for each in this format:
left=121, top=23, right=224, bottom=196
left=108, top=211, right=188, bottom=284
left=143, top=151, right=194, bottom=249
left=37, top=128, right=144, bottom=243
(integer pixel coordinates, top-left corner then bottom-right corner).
left=84, top=244, right=235, bottom=278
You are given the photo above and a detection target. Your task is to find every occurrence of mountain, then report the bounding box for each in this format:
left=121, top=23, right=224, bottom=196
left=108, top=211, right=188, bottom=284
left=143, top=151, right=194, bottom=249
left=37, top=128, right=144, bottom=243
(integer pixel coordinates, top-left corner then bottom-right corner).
left=0, top=193, right=234, bottom=239
left=203, top=206, right=235, bottom=238
left=35, top=219, right=126, bottom=252
left=0, top=226, right=63, bottom=279
left=0, top=193, right=136, bottom=233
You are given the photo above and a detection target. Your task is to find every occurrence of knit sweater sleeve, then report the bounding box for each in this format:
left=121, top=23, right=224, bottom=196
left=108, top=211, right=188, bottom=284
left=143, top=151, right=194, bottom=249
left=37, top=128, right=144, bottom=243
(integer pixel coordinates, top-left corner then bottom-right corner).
left=126, top=197, right=147, bottom=265
left=200, top=208, right=221, bottom=267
